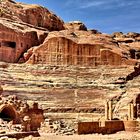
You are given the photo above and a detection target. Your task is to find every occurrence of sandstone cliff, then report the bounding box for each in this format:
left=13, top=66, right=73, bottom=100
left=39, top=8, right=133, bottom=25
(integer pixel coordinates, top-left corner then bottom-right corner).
left=0, top=0, right=65, bottom=63
left=0, top=0, right=64, bottom=31
left=1, top=0, right=140, bottom=123
left=0, top=18, right=48, bottom=62
left=1, top=0, right=140, bottom=66
left=26, top=26, right=138, bottom=66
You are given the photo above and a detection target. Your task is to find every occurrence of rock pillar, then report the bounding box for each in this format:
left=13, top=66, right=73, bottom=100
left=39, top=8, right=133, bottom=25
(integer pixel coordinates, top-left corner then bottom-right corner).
left=22, top=116, right=31, bottom=132
left=128, top=103, right=135, bottom=120
left=105, top=101, right=109, bottom=120
left=108, top=100, right=113, bottom=120
left=128, top=103, right=131, bottom=120
left=131, top=103, right=134, bottom=120
left=134, top=104, right=137, bottom=119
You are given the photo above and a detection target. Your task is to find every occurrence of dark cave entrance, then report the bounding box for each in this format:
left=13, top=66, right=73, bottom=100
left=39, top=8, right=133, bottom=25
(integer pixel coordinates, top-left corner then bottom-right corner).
left=0, top=106, right=16, bottom=122
left=1, top=41, right=16, bottom=48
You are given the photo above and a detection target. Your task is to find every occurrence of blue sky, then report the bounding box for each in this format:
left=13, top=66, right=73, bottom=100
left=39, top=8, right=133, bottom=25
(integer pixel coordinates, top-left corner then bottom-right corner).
left=17, top=0, right=140, bottom=34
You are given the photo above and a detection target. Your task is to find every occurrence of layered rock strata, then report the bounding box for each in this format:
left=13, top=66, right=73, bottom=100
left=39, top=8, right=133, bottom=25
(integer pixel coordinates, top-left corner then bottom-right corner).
left=0, top=18, right=48, bottom=62
left=0, top=0, right=65, bottom=63
left=0, top=0, right=64, bottom=31
left=1, top=1, right=140, bottom=66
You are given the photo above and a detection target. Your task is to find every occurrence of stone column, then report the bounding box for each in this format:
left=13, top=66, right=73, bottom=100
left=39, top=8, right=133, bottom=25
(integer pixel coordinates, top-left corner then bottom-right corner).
left=131, top=103, right=134, bottom=120
left=22, top=116, right=31, bottom=132
left=128, top=103, right=131, bottom=120
left=105, top=101, right=109, bottom=120
left=108, top=100, right=113, bottom=120
left=134, top=103, right=137, bottom=119
left=128, top=103, right=135, bottom=120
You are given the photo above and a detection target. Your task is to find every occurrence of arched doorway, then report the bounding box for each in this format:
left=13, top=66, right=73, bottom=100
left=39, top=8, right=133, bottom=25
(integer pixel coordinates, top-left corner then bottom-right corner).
left=0, top=105, right=17, bottom=122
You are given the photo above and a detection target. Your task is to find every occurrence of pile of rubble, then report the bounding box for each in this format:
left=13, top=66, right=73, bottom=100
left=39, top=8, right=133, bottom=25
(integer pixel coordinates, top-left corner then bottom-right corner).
left=40, top=119, right=76, bottom=135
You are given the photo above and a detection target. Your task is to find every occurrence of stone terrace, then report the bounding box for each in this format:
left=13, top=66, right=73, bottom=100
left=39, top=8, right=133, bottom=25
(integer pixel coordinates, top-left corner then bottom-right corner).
left=0, top=62, right=138, bottom=120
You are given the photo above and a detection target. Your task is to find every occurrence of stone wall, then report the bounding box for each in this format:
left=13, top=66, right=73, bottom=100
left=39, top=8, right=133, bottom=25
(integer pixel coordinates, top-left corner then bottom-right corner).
left=78, top=120, right=139, bottom=134
left=27, top=108, right=44, bottom=131
left=0, top=95, right=44, bottom=131
left=78, top=121, right=124, bottom=134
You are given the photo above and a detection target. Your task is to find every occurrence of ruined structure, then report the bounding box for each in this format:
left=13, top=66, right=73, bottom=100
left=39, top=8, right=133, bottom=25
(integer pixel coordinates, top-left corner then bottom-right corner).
left=0, top=0, right=64, bottom=63
left=0, top=86, right=44, bottom=132
left=0, top=18, right=46, bottom=62
left=0, top=96, right=44, bottom=131
left=78, top=100, right=140, bottom=134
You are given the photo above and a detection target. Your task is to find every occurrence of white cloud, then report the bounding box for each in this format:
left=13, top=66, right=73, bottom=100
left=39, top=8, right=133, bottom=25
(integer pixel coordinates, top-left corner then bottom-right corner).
left=79, top=1, right=106, bottom=9
left=64, top=0, right=140, bottom=10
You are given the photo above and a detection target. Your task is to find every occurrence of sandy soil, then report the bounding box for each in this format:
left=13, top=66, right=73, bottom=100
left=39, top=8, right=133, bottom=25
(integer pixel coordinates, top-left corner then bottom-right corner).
left=25, top=132, right=140, bottom=140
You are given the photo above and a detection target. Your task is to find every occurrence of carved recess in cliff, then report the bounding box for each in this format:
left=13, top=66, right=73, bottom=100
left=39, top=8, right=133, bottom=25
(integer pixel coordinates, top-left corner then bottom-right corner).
left=27, top=37, right=132, bottom=66
left=0, top=18, right=48, bottom=63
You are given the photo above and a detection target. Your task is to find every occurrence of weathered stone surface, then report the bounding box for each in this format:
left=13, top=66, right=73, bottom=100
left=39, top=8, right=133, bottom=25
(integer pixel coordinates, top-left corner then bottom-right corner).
left=0, top=94, right=44, bottom=132
left=0, top=0, right=64, bottom=31
left=0, top=0, right=64, bottom=63
left=112, top=32, right=124, bottom=38
left=64, top=21, right=87, bottom=31
left=113, top=32, right=140, bottom=61
left=27, top=30, right=136, bottom=66
left=0, top=18, right=48, bottom=63
left=0, top=63, right=135, bottom=117
left=0, top=85, right=3, bottom=94
left=0, top=0, right=140, bottom=66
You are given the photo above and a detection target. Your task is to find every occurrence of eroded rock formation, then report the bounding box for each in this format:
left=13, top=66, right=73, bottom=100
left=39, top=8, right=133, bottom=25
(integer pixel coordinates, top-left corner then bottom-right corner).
left=0, top=0, right=140, bottom=66
left=0, top=0, right=65, bottom=63
left=64, top=21, right=87, bottom=31
left=0, top=0, right=64, bottom=31
left=0, top=18, right=48, bottom=62
left=27, top=30, right=137, bottom=66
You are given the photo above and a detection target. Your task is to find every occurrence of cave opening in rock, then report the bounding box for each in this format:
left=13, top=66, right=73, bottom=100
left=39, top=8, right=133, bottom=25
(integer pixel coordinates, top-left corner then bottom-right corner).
left=129, top=49, right=136, bottom=59
left=1, top=41, right=16, bottom=48
left=0, top=106, right=16, bottom=122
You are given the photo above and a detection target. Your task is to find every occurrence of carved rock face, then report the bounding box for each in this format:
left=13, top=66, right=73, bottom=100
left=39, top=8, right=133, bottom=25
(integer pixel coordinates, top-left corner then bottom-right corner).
left=26, top=30, right=136, bottom=66
left=0, top=18, right=48, bottom=63
left=0, top=0, right=65, bottom=63
left=0, top=0, right=140, bottom=66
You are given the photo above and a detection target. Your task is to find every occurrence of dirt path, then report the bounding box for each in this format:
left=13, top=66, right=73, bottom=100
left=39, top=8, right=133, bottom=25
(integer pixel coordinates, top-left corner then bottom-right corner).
left=29, top=132, right=140, bottom=140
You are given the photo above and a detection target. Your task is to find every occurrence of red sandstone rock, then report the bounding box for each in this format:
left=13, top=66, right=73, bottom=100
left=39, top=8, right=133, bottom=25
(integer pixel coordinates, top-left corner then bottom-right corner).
left=0, top=18, right=48, bottom=63
left=27, top=30, right=137, bottom=66
left=0, top=86, right=3, bottom=94
left=64, top=21, right=87, bottom=31
left=0, top=0, right=64, bottom=31
left=0, top=0, right=140, bottom=66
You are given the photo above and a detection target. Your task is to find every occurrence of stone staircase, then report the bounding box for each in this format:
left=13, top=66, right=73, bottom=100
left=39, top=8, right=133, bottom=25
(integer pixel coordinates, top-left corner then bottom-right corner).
left=0, top=62, right=137, bottom=119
